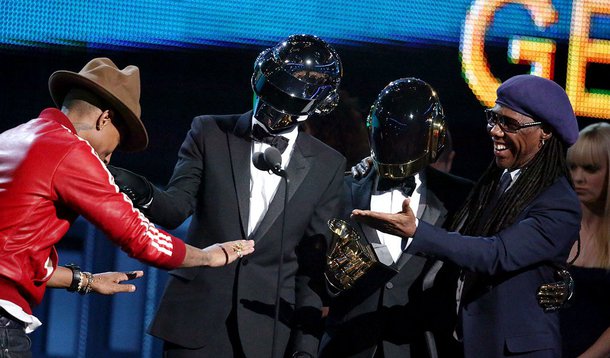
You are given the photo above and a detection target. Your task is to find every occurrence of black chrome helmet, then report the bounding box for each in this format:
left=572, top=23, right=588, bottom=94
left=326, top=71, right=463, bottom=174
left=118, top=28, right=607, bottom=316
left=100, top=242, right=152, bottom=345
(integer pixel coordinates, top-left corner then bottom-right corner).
left=368, top=78, right=446, bottom=179
left=251, top=34, right=342, bottom=133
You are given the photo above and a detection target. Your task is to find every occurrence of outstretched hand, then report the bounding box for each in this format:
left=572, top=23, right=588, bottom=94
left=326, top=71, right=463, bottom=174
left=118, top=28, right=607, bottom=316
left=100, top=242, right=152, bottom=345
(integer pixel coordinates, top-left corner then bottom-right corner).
left=351, top=198, right=417, bottom=238
left=91, top=271, right=144, bottom=295
left=203, top=240, right=255, bottom=267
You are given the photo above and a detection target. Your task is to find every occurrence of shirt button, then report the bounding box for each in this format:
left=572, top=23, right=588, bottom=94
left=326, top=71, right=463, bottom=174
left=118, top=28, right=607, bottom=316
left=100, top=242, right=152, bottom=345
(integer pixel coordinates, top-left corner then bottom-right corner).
left=385, top=282, right=394, bottom=289
left=241, top=259, right=249, bottom=266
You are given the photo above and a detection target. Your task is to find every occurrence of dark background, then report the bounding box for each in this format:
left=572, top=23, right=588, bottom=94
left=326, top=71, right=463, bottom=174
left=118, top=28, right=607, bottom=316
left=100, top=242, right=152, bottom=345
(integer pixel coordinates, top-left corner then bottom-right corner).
left=0, top=44, right=505, bottom=183
left=1, top=43, right=606, bottom=184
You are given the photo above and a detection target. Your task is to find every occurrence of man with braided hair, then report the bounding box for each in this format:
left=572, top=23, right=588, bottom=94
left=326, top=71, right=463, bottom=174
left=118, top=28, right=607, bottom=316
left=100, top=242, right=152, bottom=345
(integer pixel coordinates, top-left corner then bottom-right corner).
left=351, top=75, right=581, bottom=357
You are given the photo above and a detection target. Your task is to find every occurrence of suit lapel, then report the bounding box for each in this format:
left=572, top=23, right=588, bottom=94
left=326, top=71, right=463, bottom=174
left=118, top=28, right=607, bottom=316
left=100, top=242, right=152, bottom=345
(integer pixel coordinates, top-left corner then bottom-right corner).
left=352, top=170, right=382, bottom=246
left=395, top=249, right=414, bottom=270
left=253, top=132, right=311, bottom=242
left=227, top=112, right=253, bottom=238
left=395, top=173, right=433, bottom=270
left=419, top=191, right=446, bottom=226
left=413, top=169, right=449, bottom=283
left=418, top=169, right=448, bottom=227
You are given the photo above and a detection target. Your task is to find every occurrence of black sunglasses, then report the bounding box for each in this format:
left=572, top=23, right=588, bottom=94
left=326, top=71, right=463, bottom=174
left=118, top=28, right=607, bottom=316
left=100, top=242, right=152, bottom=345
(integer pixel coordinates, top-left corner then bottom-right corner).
left=485, top=109, right=542, bottom=133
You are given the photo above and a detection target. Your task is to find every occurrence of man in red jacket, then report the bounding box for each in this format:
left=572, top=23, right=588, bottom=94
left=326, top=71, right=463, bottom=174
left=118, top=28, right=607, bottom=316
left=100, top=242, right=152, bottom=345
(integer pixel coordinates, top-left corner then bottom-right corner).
left=0, top=57, right=254, bottom=357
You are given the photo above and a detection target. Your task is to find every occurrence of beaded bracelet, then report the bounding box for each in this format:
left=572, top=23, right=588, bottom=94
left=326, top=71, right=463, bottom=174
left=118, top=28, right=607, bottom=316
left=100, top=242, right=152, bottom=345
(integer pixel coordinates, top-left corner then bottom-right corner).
left=79, top=272, right=94, bottom=295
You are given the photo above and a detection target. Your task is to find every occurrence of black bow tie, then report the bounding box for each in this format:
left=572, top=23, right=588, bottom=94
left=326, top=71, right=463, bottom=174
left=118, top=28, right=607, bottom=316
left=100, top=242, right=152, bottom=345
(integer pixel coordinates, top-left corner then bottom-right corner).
left=376, top=176, right=417, bottom=197
left=251, top=124, right=289, bottom=154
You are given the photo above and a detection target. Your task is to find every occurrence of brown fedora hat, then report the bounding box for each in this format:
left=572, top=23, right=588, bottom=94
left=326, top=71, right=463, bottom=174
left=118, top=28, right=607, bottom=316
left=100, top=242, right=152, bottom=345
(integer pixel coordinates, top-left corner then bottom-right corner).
left=48, top=57, right=148, bottom=152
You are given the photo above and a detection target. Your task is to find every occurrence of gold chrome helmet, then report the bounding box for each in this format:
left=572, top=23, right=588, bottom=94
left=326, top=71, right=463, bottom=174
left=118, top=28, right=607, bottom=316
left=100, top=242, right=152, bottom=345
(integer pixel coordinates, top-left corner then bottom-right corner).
left=367, top=78, right=446, bottom=179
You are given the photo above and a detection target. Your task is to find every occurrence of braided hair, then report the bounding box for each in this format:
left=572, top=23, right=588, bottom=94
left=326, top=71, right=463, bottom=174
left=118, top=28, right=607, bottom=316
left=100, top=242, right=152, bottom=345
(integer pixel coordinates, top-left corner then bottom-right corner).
left=449, top=135, right=571, bottom=236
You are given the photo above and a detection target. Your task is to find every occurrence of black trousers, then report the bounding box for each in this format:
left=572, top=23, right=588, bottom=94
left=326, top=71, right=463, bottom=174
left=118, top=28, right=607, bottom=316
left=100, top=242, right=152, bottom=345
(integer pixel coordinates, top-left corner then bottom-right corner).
left=0, top=309, right=30, bottom=358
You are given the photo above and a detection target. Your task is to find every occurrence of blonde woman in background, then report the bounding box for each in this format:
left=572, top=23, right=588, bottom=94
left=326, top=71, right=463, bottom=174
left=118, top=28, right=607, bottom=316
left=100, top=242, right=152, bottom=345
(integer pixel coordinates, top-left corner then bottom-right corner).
left=561, top=122, right=610, bottom=358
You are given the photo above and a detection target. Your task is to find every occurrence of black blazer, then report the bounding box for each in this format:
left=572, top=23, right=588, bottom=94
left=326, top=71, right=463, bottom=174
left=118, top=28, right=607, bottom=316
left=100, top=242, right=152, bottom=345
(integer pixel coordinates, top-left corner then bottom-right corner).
left=146, top=112, right=346, bottom=357
left=319, top=166, right=473, bottom=358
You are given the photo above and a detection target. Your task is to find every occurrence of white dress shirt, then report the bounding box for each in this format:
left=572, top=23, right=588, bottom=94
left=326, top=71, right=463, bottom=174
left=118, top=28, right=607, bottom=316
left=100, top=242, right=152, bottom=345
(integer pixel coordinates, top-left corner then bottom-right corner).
left=370, top=173, right=422, bottom=262
left=247, top=118, right=299, bottom=236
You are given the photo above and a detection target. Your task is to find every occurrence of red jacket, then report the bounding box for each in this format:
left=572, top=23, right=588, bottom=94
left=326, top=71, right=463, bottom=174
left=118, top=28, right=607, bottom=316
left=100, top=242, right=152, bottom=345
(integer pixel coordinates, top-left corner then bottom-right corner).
left=0, top=108, right=186, bottom=314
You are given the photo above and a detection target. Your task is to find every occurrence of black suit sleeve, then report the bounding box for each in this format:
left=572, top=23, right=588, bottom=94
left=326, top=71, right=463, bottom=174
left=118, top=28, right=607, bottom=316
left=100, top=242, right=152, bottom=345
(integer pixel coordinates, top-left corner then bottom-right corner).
left=145, top=117, right=205, bottom=229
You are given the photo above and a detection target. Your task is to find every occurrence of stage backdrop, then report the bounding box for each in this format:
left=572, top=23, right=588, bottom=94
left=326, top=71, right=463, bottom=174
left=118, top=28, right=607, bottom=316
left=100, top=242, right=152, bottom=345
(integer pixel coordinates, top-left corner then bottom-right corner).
left=1, top=1, right=608, bottom=357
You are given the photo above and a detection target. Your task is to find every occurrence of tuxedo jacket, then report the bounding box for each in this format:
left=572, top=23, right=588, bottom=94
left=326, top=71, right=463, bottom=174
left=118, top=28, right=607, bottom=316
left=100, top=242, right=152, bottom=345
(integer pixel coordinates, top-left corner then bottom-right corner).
left=409, top=176, right=580, bottom=357
left=319, top=166, right=473, bottom=358
left=146, top=112, right=346, bottom=357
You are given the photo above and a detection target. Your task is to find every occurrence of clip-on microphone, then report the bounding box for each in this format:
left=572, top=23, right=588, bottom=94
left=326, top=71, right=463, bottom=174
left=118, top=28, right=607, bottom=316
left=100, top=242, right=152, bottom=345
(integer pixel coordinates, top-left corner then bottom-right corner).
left=252, top=147, right=286, bottom=177
left=252, top=146, right=288, bottom=358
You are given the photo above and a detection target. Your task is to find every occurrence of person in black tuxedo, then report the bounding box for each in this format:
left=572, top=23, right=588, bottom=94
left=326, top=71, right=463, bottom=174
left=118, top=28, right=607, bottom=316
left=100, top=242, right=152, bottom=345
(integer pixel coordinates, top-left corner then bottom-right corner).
left=319, top=78, right=473, bottom=358
left=109, top=34, right=346, bottom=357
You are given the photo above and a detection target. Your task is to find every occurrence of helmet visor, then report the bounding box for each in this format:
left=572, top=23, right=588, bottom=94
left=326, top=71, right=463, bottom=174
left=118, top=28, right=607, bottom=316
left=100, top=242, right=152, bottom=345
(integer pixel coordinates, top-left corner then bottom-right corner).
left=369, top=110, right=432, bottom=166
left=252, top=72, right=318, bottom=115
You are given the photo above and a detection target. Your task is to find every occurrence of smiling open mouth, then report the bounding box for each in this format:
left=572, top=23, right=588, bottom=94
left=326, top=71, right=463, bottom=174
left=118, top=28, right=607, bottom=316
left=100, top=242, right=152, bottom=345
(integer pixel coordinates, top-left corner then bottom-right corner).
left=494, top=143, right=508, bottom=152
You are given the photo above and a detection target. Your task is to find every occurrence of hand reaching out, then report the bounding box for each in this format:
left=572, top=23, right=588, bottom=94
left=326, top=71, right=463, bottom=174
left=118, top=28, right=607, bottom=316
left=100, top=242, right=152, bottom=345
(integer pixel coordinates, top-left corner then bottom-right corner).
left=202, top=240, right=255, bottom=267
left=106, top=165, right=154, bottom=209
left=90, top=271, right=144, bottom=295
left=351, top=198, right=417, bottom=238
left=181, top=240, right=255, bottom=268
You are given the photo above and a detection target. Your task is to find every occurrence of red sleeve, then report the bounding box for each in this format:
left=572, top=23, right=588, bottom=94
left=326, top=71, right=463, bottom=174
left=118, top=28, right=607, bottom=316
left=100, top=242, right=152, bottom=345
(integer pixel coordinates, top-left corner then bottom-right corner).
left=52, top=143, right=186, bottom=270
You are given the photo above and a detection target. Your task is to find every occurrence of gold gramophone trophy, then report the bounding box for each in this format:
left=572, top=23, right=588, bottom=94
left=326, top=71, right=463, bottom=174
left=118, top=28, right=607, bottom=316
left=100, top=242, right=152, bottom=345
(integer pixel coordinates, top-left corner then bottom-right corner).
left=325, top=218, right=398, bottom=295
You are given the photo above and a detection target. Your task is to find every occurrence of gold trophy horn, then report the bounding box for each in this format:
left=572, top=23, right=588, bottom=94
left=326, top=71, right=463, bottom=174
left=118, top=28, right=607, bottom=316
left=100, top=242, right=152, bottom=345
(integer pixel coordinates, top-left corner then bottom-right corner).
left=325, top=219, right=378, bottom=293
